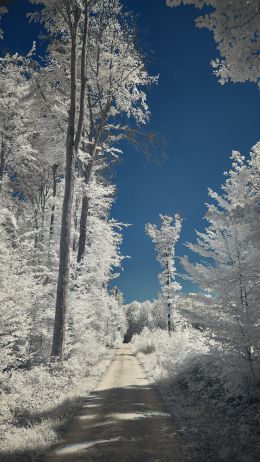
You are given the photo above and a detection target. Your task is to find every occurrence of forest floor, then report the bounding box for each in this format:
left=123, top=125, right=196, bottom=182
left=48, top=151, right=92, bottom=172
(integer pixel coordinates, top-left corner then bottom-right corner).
left=44, top=344, right=186, bottom=462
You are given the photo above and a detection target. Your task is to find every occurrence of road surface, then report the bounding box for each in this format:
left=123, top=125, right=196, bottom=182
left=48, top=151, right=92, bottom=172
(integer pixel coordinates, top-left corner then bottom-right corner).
left=45, top=345, right=185, bottom=462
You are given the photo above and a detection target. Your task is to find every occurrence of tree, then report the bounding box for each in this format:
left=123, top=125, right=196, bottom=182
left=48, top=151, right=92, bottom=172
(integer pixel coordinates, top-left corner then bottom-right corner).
left=0, top=54, right=32, bottom=196
left=181, top=145, right=260, bottom=383
left=31, top=0, right=156, bottom=359
left=31, top=0, right=93, bottom=359
left=124, top=300, right=154, bottom=341
left=69, top=170, right=127, bottom=353
left=0, top=6, right=7, bottom=39
left=167, top=0, right=260, bottom=88
left=75, top=0, right=156, bottom=264
left=145, top=214, right=182, bottom=333
left=0, top=207, right=38, bottom=371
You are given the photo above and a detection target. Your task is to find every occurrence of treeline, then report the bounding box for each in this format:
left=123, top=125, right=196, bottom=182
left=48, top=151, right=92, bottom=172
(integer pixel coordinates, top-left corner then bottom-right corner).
left=126, top=144, right=260, bottom=462
left=0, top=1, right=155, bottom=455
left=0, top=0, right=156, bottom=370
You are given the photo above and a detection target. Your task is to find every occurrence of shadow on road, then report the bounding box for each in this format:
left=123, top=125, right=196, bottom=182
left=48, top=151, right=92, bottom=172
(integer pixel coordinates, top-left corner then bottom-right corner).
left=0, top=346, right=185, bottom=462
left=44, top=384, right=185, bottom=462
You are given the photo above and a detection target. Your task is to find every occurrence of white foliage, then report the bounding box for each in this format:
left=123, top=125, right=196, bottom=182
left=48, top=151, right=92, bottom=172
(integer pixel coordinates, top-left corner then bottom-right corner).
left=181, top=143, right=260, bottom=376
left=145, top=214, right=182, bottom=326
left=167, top=0, right=260, bottom=88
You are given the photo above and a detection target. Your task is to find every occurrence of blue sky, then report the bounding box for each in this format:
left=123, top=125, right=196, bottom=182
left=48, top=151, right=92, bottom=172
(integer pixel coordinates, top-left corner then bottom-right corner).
left=2, top=0, right=260, bottom=303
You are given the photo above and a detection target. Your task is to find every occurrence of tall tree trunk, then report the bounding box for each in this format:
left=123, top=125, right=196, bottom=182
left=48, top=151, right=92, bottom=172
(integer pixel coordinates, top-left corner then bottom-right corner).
left=39, top=187, right=47, bottom=243
left=166, top=255, right=172, bottom=335
left=72, top=193, right=80, bottom=252
left=77, top=193, right=90, bottom=263
left=76, top=108, right=110, bottom=264
left=51, top=29, right=79, bottom=359
left=77, top=161, right=92, bottom=263
left=51, top=6, right=89, bottom=359
left=49, top=163, right=58, bottom=241
left=34, top=213, right=39, bottom=248
left=0, top=135, right=5, bottom=195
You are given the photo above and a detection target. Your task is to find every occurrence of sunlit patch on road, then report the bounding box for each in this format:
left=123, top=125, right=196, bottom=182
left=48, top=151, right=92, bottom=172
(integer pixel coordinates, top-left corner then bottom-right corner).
left=53, top=437, right=124, bottom=456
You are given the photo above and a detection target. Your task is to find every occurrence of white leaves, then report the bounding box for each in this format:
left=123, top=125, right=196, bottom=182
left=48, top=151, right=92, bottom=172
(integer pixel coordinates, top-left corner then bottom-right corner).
left=0, top=6, right=7, bottom=40
left=167, top=0, right=260, bottom=88
left=146, top=214, right=183, bottom=307
left=182, top=141, right=260, bottom=357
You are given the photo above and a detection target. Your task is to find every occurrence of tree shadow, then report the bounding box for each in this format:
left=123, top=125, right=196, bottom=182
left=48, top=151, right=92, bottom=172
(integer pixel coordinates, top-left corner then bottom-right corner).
left=153, top=354, right=260, bottom=462
left=0, top=383, right=186, bottom=462
left=0, top=394, right=86, bottom=462
left=3, top=352, right=259, bottom=462
left=43, top=384, right=185, bottom=462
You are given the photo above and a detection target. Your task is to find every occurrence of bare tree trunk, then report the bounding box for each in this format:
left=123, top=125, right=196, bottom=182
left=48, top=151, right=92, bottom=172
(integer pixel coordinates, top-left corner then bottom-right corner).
left=34, top=213, right=39, bottom=248
left=49, top=163, right=58, bottom=240
left=0, top=135, right=5, bottom=195
left=51, top=28, right=79, bottom=359
left=72, top=193, right=80, bottom=252
left=77, top=161, right=92, bottom=263
left=77, top=193, right=90, bottom=263
left=76, top=108, right=110, bottom=264
left=167, top=308, right=171, bottom=335
left=39, top=187, right=47, bottom=243
left=166, top=255, right=172, bottom=335
left=51, top=5, right=89, bottom=359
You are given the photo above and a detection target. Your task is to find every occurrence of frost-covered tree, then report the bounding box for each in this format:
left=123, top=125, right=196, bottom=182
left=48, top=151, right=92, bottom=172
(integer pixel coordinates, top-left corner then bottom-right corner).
left=146, top=214, right=182, bottom=333
left=30, top=0, right=95, bottom=358
left=167, top=0, right=260, bottom=88
left=0, top=208, right=39, bottom=370
left=124, top=300, right=155, bottom=341
left=0, top=54, right=33, bottom=196
left=30, top=0, right=155, bottom=358
left=75, top=0, right=156, bottom=263
left=69, top=171, right=127, bottom=354
left=182, top=145, right=260, bottom=382
left=0, top=6, right=7, bottom=40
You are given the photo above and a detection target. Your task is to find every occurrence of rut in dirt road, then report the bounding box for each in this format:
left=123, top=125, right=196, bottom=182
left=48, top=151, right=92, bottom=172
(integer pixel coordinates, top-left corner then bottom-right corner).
left=45, top=345, right=186, bottom=462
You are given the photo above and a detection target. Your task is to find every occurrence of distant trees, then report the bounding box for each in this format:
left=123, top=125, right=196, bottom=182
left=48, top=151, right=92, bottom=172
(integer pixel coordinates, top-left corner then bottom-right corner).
left=124, top=300, right=154, bottom=342
left=146, top=214, right=182, bottom=333
left=167, top=0, right=260, bottom=88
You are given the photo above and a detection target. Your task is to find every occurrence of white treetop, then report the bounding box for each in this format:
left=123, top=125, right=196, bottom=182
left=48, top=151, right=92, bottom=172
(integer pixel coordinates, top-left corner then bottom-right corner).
left=146, top=214, right=182, bottom=330
left=167, top=0, right=260, bottom=88
left=0, top=7, right=7, bottom=40
left=182, top=144, right=260, bottom=376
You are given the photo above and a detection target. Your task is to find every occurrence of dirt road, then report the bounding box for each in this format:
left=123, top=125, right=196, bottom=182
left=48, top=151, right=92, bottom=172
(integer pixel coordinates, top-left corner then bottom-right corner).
left=45, top=345, right=185, bottom=462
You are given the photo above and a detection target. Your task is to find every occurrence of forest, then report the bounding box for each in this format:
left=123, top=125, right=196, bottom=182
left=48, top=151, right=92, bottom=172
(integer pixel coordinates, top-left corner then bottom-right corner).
left=0, top=1, right=260, bottom=461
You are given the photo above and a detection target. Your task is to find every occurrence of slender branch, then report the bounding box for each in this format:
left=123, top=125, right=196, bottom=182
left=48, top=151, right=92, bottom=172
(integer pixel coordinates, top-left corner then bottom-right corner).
left=75, top=3, right=90, bottom=153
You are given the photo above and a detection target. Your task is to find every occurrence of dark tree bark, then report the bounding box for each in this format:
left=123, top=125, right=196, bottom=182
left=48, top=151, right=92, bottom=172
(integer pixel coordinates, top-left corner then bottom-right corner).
left=77, top=192, right=90, bottom=263
left=77, top=161, right=92, bottom=263
left=49, top=163, right=59, bottom=240
left=0, top=135, right=6, bottom=195
left=51, top=4, right=89, bottom=359
left=51, top=18, right=80, bottom=359
left=166, top=254, right=172, bottom=335
left=76, top=105, right=111, bottom=264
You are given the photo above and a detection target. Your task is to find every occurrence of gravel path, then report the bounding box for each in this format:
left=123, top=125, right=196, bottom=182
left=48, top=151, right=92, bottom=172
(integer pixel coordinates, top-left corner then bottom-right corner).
left=45, top=344, right=185, bottom=462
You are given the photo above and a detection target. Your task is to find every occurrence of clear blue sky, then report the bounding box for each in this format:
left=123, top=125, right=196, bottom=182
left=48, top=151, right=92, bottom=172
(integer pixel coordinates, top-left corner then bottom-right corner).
left=2, top=0, right=260, bottom=303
